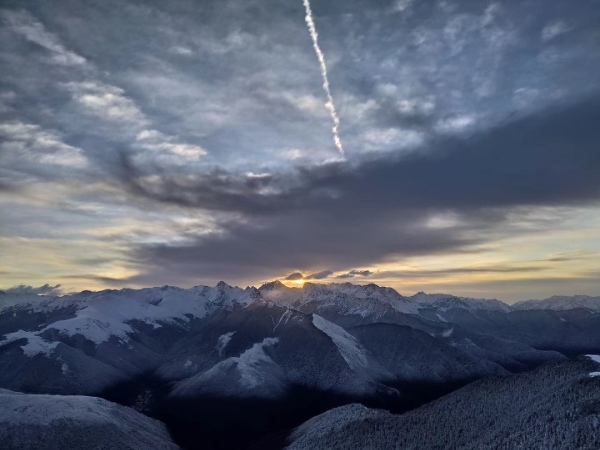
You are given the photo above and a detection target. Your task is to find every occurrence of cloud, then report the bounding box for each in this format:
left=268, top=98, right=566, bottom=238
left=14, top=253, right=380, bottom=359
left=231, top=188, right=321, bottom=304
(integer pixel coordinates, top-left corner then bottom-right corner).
left=284, top=272, right=304, bottom=281
left=0, top=122, right=88, bottom=169
left=63, top=82, right=147, bottom=125
left=2, top=10, right=86, bottom=66
left=2, top=0, right=600, bottom=297
left=337, top=270, right=374, bottom=279
left=391, top=0, right=414, bottom=14
left=545, top=250, right=600, bottom=263
left=111, top=97, right=600, bottom=286
left=120, top=96, right=600, bottom=213
left=302, top=0, right=344, bottom=155
left=375, top=265, right=545, bottom=279
left=542, top=21, right=570, bottom=42
left=305, top=269, right=333, bottom=280
left=435, top=115, right=476, bottom=134
left=169, top=46, right=194, bottom=56
left=3, top=284, right=63, bottom=296
left=135, top=129, right=207, bottom=161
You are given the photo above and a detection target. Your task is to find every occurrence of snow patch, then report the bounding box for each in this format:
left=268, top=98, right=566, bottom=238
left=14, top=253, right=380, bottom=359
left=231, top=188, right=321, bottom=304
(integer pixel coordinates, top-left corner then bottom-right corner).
left=436, top=313, right=447, bottom=323
left=312, top=314, right=369, bottom=375
left=42, top=312, right=135, bottom=345
left=586, top=355, right=600, bottom=364
left=586, top=355, right=600, bottom=377
left=236, top=337, right=279, bottom=388
left=273, top=309, right=293, bottom=332
left=217, top=331, right=236, bottom=355
left=0, top=330, right=59, bottom=357
left=198, top=337, right=280, bottom=389
left=441, top=327, right=454, bottom=338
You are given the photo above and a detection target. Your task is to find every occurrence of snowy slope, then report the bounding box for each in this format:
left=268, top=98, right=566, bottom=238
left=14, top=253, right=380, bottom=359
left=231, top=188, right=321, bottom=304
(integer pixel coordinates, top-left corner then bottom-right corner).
left=168, top=308, right=396, bottom=400
left=1, top=282, right=259, bottom=355
left=170, top=337, right=286, bottom=398
left=312, top=314, right=387, bottom=380
left=0, top=389, right=180, bottom=450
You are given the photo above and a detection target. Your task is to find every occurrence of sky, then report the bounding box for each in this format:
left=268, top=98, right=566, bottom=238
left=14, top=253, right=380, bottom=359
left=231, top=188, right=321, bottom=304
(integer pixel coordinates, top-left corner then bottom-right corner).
left=1, top=0, right=600, bottom=303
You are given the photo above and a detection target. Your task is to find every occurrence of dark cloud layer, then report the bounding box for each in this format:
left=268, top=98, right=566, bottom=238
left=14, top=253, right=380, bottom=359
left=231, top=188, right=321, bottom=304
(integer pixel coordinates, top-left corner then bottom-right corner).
left=305, top=270, right=334, bottom=280
left=117, top=98, right=600, bottom=285
left=284, top=272, right=304, bottom=281
left=337, top=270, right=374, bottom=279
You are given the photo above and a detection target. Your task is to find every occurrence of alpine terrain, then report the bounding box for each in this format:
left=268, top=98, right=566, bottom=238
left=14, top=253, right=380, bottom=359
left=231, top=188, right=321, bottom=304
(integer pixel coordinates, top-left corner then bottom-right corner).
left=1, top=282, right=600, bottom=449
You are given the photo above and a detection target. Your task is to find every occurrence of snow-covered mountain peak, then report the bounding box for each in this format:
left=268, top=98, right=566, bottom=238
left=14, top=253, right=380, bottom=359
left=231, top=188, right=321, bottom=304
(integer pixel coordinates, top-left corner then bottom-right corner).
left=300, top=282, right=419, bottom=315
left=258, top=281, right=421, bottom=315
left=0, top=283, right=266, bottom=355
left=259, top=280, right=288, bottom=291
left=513, top=295, right=600, bottom=312
left=258, top=282, right=302, bottom=305
left=411, top=292, right=512, bottom=312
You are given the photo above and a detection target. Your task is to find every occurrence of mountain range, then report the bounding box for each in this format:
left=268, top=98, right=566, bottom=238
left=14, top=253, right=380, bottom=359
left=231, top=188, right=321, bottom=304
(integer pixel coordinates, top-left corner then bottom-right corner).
left=1, top=281, right=600, bottom=449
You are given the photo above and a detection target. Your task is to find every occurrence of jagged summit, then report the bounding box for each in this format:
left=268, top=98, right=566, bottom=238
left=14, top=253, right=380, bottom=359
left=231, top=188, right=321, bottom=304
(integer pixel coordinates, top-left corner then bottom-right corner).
left=258, top=280, right=289, bottom=291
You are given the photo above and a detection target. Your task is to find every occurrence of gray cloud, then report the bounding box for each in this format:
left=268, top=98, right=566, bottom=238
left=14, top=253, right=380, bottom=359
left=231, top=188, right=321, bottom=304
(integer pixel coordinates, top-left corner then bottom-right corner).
left=118, top=96, right=600, bottom=214
left=305, top=269, right=334, bottom=280
left=337, top=270, right=374, bottom=279
left=85, top=96, right=600, bottom=288
left=284, top=272, right=304, bottom=281
left=3, top=283, right=63, bottom=295
left=375, top=266, right=545, bottom=279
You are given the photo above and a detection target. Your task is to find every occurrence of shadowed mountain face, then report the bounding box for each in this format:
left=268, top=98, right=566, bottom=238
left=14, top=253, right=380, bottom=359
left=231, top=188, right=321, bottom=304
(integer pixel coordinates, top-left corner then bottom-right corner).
left=1, top=282, right=600, bottom=448
left=282, top=356, right=600, bottom=450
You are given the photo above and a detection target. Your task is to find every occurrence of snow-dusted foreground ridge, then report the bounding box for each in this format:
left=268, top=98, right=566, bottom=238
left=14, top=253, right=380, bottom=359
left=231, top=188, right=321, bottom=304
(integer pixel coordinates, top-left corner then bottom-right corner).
left=0, top=389, right=180, bottom=450
left=283, top=357, right=600, bottom=450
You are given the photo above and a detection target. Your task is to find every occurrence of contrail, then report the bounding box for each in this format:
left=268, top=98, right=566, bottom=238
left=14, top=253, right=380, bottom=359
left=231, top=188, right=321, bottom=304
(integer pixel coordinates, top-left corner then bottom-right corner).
left=303, top=0, right=344, bottom=156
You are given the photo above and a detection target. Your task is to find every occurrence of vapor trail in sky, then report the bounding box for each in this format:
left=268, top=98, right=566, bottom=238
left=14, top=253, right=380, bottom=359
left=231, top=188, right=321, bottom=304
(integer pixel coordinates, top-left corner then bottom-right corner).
left=303, top=0, right=344, bottom=156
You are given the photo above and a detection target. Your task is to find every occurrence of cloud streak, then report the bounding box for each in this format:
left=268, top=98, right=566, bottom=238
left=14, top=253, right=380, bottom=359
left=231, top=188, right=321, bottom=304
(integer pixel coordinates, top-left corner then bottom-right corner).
left=303, top=0, right=344, bottom=156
